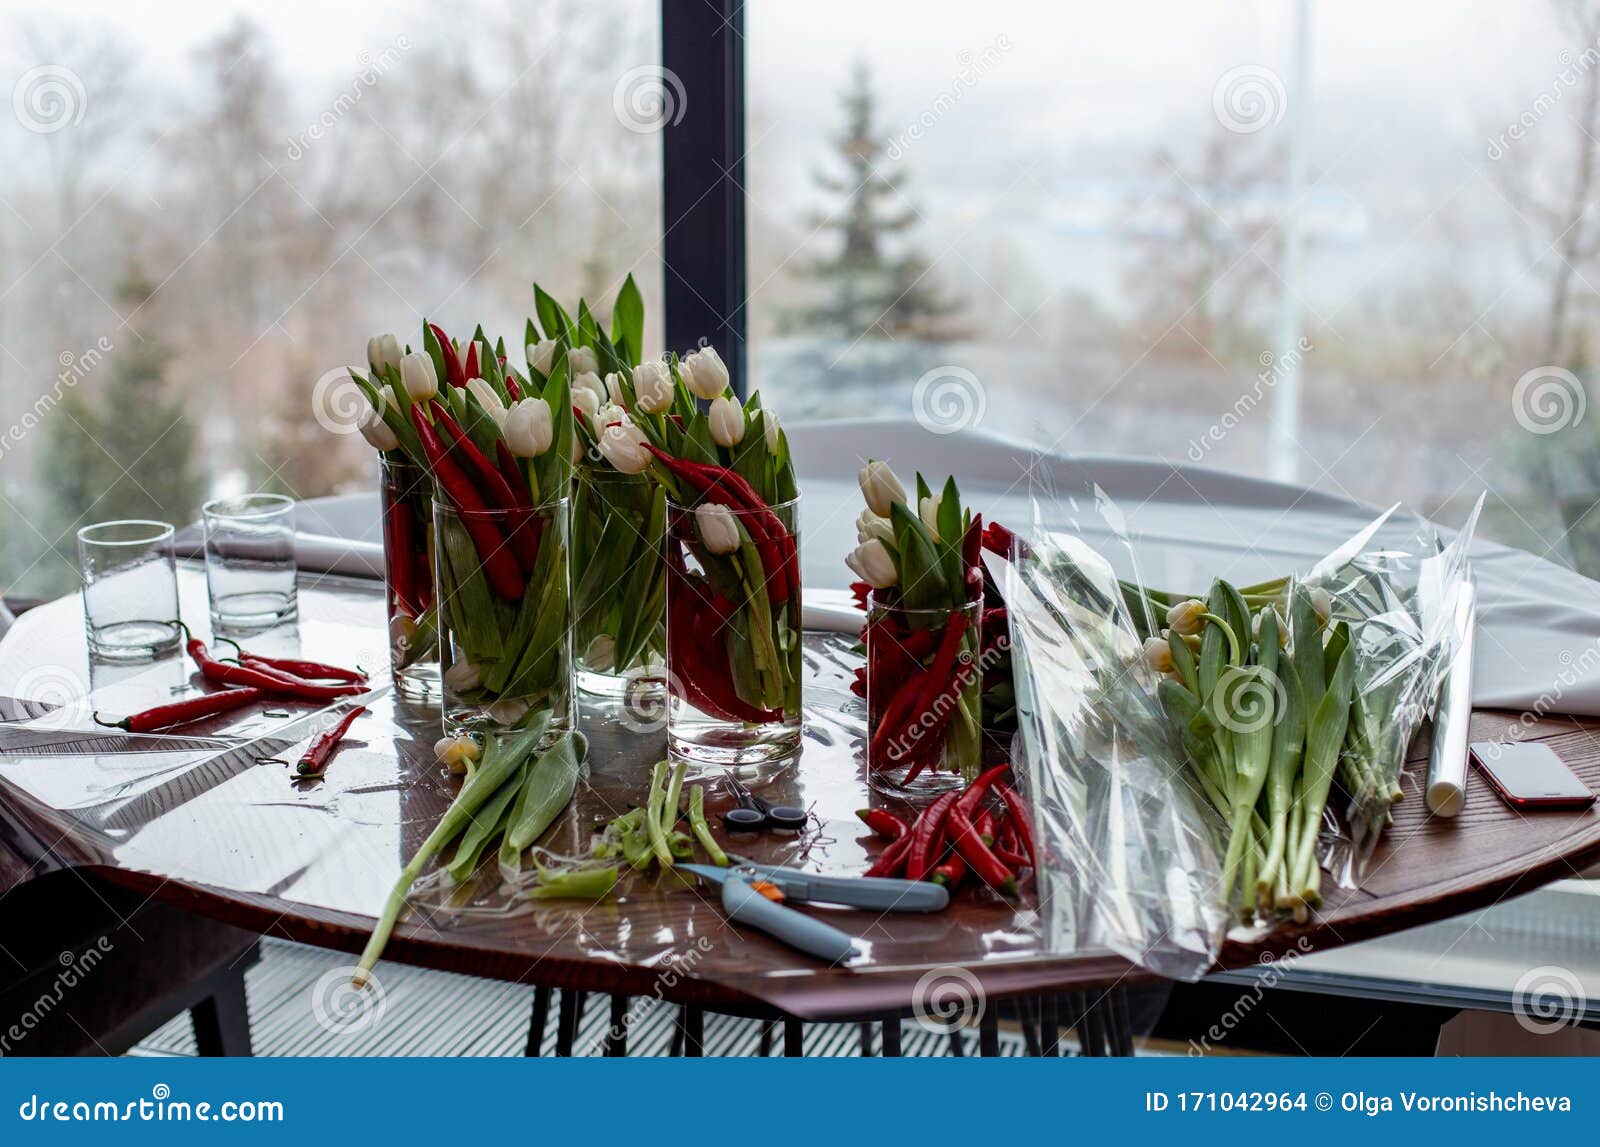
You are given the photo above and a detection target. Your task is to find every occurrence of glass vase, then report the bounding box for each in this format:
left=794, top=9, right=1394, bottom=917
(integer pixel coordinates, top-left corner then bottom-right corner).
left=571, top=464, right=667, bottom=698
left=664, top=495, right=802, bottom=771
left=866, top=592, right=984, bottom=796
left=434, top=496, right=572, bottom=742
left=380, top=454, right=440, bottom=699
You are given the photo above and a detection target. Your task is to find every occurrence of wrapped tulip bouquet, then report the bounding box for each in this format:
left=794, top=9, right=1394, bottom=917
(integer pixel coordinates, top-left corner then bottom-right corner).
left=348, top=318, right=574, bottom=739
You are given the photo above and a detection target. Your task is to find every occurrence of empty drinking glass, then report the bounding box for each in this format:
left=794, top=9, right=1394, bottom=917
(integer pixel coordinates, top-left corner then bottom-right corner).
left=203, top=493, right=298, bottom=633
left=77, top=520, right=181, bottom=661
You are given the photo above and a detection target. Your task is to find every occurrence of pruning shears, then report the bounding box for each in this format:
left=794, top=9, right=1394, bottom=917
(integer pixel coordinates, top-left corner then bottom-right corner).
left=678, top=861, right=948, bottom=963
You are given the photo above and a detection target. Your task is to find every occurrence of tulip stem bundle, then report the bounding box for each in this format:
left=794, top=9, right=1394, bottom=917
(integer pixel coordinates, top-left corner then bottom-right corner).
left=849, top=464, right=989, bottom=784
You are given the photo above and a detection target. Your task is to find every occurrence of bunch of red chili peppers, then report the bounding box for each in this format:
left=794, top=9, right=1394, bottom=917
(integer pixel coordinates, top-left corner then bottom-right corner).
left=94, top=629, right=367, bottom=736
left=857, top=764, right=1036, bottom=895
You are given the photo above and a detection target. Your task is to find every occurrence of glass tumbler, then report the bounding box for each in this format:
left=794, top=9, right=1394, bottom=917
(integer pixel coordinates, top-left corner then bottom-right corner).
left=664, top=495, right=802, bottom=771
left=202, top=493, right=298, bottom=634
left=76, top=520, right=181, bottom=661
left=571, top=464, right=667, bottom=697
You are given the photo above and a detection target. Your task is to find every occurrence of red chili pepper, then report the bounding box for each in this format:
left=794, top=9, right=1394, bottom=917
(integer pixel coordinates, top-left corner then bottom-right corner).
left=646, top=446, right=796, bottom=603
left=94, top=687, right=265, bottom=733
left=906, top=791, right=960, bottom=881
left=429, top=323, right=466, bottom=388
left=981, top=521, right=1026, bottom=559
left=975, top=807, right=997, bottom=844
left=216, top=638, right=366, bottom=683
left=947, top=806, right=1017, bottom=896
left=494, top=439, right=545, bottom=565
left=296, top=705, right=366, bottom=777
left=185, top=634, right=366, bottom=701
left=503, top=372, right=523, bottom=402
left=869, top=611, right=971, bottom=767
left=994, top=781, right=1037, bottom=868
left=955, top=763, right=1011, bottom=821
left=430, top=403, right=537, bottom=573
left=930, top=850, right=967, bottom=888
left=384, top=497, right=418, bottom=617
left=864, top=830, right=914, bottom=878
left=856, top=808, right=909, bottom=842
left=463, top=340, right=480, bottom=381
left=410, top=405, right=525, bottom=602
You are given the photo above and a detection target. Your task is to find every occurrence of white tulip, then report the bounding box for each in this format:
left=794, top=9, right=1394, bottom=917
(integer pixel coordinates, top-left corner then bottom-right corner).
left=358, top=406, right=399, bottom=451
left=633, top=361, right=674, bottom=414
left=572, top=386, right=601, bottom=422
left=919, top=494, right=943, bottom=540
left=595, top=402, right=629, bottom=434
left=597, top=421, right=652, bottom=474
left=763, top=409, right=781, bottom=453
left=443, top=658, right=481, bottom=693
left=379, top=384, right=398, bottom=416
left=367, top=333, right=401, bottom=376
left=856, top=509, right=893, bottom=544
left=573, top=370, right=607, bottom=407
left=682, top=345, right=729, bottom=399
left=708, top=396, right=745, bottom=447
left=504, top=397, right=553, bottom=457
left=1165, top=599, right=1207, bottom=636
left=604, top=371, right=626, bottom=406
left=567, top=345, right=599, bottom=375
left=466, top=377, right=507, bottom=429
left=845, top=539, right=899, bottom=589
left=858, top=460, right=906, bottom=518
left=1143, top=636, right=1176, bottom=675
left=527, top=338, right=556, bottom=376
left=401, top=351, right=438, bottom=401
left=695, top=503, right=742, bottom=555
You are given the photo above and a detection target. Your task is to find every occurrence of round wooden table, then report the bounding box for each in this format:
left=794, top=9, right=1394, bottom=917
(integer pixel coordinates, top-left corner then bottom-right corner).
left=2, top=568, right=1598, bottom=1027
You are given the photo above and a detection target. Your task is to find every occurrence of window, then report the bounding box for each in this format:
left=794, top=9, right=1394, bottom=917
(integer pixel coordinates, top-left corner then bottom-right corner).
left=745, top=0, right=1600, bottom=577
left=0, top=0, right=661, bottom=602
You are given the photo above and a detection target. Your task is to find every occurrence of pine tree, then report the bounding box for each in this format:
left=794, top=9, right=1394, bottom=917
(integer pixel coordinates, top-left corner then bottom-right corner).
left=784, top=62, right=962, bottom=342
left=41, top=266, right=201, bottom=550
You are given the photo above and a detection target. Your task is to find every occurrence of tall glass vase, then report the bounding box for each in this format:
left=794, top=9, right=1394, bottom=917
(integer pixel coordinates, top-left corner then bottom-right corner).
left=664, top=495, right=802, bottom=771
left=571, top=464, right=667, bottom=698
left=379, top=454, right=439, bottom=699
left=433, top=497, right=572, bottom=741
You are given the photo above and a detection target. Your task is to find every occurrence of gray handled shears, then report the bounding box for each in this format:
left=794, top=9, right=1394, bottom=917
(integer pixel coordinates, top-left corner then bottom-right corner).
left=677, top=861, right=948, bottom=963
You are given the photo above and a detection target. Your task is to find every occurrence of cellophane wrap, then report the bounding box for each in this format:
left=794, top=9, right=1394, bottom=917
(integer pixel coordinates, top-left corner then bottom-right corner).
left=999, top=488, right=1230, bottom=981
left=1304, top=498, right=1481, bottom=886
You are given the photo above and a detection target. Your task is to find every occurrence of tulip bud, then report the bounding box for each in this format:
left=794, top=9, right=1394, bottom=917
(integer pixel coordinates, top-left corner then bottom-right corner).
left=858, top=460, right=906, bottom=518
left=567, top=345, right=598, bottom=376
left=378, top=384, right=398, bottom=416
left=443, top=658, right=481, bottom=693
left=597, top=421, right=652, bottom=474
left=845, top=538, right=899, bottom=589
left=527, top=339, right=556, bottom=377
left=856, top=509, right=894, bottom=544
left=573, top=370, right=607, bottom=408
left=596, top=402, right=629, bottom=432
left=763, top=409, right=781, bottom=453
left=434, top=735, right=481, bottom=774
left=1143, top=636, right=1175, bottom=675
left=1310, top=587, right=1333, bottom=627
left=633, top=361, right=674, bottom=414
left=572, top=386, right=601, bottom=422
left=504, top=397, right=553, bottom=457
left=465, top=377, right=508, bottom=429
left=709, top=396, right=745, bottom=447
left=367, top=333, right=401, bottom=376
left=604, top=371, right=626, bottom=407
left=1165, top=599, right=1206, bottom=636
left=695, top=503, right=742, bottom=555
left=682, top=345, right=729, bottom=399
left=358, top=407, right=399, bottom=451
left=918, top=494, right=943, bottom=540
left=401, top=351, right=438, bottom=401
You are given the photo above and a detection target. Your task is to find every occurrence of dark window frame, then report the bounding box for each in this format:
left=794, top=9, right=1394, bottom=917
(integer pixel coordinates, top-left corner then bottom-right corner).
left=661, top=0, right=746, bottom=396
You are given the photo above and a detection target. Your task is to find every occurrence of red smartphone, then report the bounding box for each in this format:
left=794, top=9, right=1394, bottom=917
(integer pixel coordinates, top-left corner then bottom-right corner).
left=1470, top=742, right=1596, bottom=811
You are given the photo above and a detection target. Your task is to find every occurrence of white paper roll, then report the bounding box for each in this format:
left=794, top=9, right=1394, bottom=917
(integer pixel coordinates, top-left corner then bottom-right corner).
left=1426, top=583, right=1476, bottom=817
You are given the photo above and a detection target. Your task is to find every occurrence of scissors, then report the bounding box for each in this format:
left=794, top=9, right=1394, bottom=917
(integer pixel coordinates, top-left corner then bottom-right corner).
left=678, top=861, right=948, bottom=963
left=719, top=771, right=806, bottom=833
